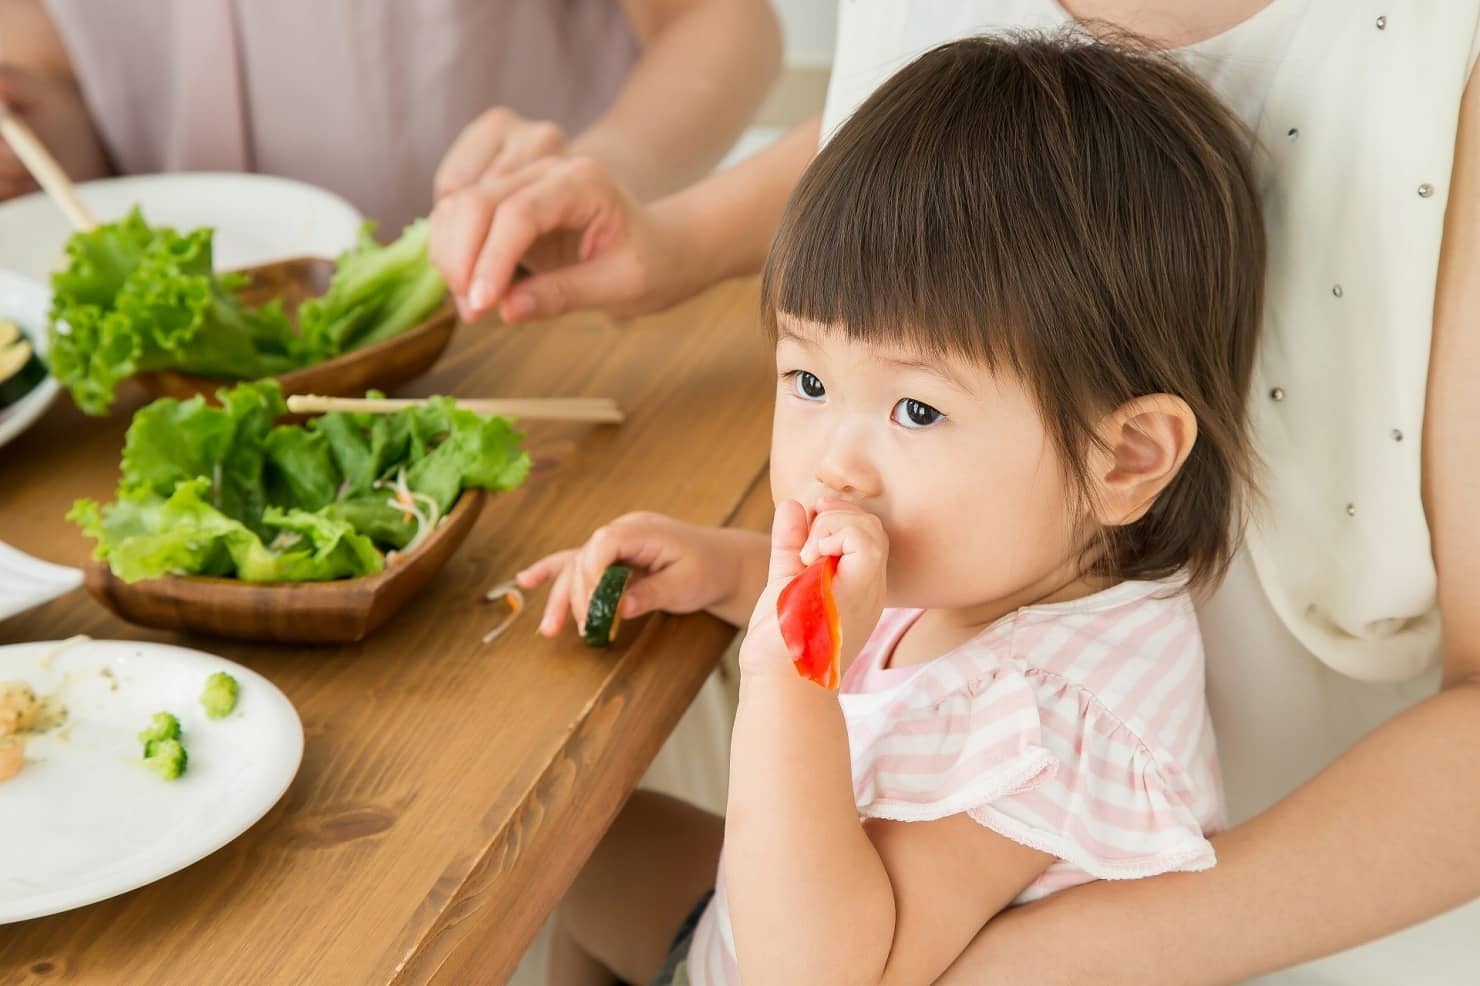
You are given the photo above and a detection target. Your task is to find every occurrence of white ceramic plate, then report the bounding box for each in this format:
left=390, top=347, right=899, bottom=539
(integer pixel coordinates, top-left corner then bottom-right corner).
left=0, top=542, right=82, bottom=624
left=0, top=270, right=58, bottom=451
left=0, top=638, right=303, bottom=924
left=0, top=172, right=363, bottom=282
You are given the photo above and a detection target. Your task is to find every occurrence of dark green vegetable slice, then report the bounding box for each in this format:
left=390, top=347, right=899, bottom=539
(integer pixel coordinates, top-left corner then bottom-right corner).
left=583, top=565, right=633, bottom=647
left=0, top=321, right=46, bottom=409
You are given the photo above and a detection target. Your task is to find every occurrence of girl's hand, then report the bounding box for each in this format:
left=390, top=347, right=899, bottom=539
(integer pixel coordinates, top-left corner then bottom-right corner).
left=516, top=513, right=742, bottom=637
left=740, top=499, right=888, bottom=681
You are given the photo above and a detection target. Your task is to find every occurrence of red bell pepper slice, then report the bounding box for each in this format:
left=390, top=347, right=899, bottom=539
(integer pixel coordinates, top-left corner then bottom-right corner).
left=777, top=555, right=841, bottom=689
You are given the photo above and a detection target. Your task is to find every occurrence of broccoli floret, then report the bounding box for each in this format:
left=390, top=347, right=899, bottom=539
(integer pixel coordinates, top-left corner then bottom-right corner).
left=143, top=737, right=188, bottom=780
left=200, top=671, right=240, bottom=719
left=138, top=711, right=181, bottom=749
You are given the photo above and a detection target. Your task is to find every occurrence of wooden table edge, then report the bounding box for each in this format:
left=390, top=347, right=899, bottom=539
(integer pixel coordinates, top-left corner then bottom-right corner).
left=391, top=461, right=774, bottom=985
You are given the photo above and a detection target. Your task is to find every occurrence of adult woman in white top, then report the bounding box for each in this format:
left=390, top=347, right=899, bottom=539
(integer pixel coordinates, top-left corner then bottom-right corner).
left=430, top=2, right=1480, bottom=981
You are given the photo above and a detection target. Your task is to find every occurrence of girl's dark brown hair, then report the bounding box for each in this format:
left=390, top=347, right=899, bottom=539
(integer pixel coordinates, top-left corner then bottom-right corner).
left=762, top=31, right=1265, bottom=590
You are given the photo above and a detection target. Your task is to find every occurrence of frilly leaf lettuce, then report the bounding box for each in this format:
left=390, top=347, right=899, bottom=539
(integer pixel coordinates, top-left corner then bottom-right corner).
left=73, top=380, right=528, bottom=583
left=46, top=210, right=446, bottom=415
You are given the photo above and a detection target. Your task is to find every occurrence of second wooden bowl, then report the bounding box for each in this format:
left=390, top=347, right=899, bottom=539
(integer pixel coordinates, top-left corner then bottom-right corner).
left=135, top=256, right=457, bottom=403
left=83, top=490, right=486, bottom=644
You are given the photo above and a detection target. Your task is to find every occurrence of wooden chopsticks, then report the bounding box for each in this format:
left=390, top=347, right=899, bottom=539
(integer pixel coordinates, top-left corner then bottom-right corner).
left=0, top=105, right=98, bottom=232
left=285, top=394, right=625, bottom=424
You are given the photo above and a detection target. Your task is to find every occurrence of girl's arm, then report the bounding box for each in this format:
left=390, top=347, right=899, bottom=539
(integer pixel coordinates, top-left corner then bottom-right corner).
left=935, top=59, right=1480, bottom=986
left=725, top=503, right=1051, bottom=985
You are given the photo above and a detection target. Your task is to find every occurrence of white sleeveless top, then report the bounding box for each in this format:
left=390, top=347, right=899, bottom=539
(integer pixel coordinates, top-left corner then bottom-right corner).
left=821, top=0, right=1480, bottom=685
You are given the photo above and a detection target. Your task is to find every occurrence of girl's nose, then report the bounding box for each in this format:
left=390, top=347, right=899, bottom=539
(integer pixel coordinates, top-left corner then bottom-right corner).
left=814, top=432, right=883, bottom=500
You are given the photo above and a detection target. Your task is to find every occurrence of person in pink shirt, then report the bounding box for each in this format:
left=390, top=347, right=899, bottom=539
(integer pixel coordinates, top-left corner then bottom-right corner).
left=518, top=33, right=1264, bottom=985
left=0, top=0, right=781, bottom=232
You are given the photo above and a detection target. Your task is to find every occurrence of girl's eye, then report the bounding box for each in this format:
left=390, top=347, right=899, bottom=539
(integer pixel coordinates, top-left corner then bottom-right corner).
left=892, top=398, right=944, bottom=428
left=791, top=371, right=826, bottom=400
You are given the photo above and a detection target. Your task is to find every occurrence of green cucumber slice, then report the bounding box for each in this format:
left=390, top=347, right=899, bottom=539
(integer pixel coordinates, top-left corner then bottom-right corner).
left=0, top=335, right=46, bottom=409
left=583, top=564, right=633, bottom=647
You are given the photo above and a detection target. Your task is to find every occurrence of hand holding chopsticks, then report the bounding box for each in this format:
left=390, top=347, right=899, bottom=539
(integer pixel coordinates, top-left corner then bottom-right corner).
left=285, top=393, right=625, bottom=424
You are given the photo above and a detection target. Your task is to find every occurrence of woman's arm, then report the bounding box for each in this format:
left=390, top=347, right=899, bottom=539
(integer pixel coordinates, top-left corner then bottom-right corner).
left=0, top=0, right=109, bottom=199
left=935, top=64, right=1480, bottom=986
left=580, top=0, right=782, bottom=201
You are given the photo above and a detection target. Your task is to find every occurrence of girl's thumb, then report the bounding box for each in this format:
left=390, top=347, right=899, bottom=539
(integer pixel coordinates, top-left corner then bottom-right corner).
left=767, top=499, right=809, bottom=583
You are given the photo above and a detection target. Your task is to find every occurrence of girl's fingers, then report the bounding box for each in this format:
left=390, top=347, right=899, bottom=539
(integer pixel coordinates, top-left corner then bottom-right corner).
left=540, top=561, right=576, bottom=636
left=800, top=507, right=887, bottom=568
left=516, top=549, right=573, bottom=589
left=767, top=500, right=810, bottom=582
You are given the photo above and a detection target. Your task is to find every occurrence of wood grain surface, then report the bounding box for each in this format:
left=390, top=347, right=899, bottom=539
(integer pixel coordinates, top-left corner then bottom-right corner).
left=0, top=276, right=774, bottom=986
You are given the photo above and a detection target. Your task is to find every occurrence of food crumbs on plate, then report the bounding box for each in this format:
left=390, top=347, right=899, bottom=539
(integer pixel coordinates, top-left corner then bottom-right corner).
left=482, top=580, right=526, bottom=644
left=0, top=737, right=23, bottom=782
left=38, top=634, right=92, bottom=671
left=0, top=681, right=71, bottom=783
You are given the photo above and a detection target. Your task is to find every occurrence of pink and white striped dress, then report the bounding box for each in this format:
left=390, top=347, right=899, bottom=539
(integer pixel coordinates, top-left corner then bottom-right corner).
left=685, top=575, right=1223, bottom=984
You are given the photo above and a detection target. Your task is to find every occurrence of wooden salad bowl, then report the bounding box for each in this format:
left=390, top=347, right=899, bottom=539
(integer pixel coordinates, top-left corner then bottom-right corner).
left=83, top=490, right=486, bottom=644
left=135, top=256, right=458, bottom=404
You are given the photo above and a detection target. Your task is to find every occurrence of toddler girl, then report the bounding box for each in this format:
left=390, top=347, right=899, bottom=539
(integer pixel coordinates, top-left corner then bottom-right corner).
left=522, top=31, right=1265, bottom=986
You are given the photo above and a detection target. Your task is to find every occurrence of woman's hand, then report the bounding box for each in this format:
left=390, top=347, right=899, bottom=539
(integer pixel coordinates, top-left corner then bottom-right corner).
left=517, top=512, right=758, bottom=637
left=0, top=64, right=108, bottom=201
left=740, top=499, right=888, bottom=681
left=428, top=154, right=702, bottom=326
left=433, top=106, right=568, bottom=201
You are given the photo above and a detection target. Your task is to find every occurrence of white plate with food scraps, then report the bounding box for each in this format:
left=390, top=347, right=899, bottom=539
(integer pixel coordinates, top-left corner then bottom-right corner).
left=0, top=638, right=303, bottom=924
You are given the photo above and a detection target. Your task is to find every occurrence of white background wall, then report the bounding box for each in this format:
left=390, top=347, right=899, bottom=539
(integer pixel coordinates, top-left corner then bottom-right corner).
left=774, top=0, right=839, bottom=66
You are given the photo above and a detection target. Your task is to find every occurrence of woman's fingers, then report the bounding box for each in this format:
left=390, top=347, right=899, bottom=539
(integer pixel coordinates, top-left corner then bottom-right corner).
left=428, top=163, right=552, bottom=317
left=434, top=109, right=567, bottom=202
left=499, top=249, right=638, bottom=323
left=465, top=157, right=613, bottom=318
left=489, top=120, right=565, bottom=179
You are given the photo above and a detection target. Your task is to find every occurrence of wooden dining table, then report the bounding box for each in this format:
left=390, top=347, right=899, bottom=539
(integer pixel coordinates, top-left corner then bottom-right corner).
left=0, top=277, right=775, bottom=985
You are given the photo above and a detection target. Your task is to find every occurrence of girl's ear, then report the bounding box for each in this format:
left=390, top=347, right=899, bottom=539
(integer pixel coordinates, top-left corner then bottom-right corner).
left=1089, top=394, right=1198, bottom=527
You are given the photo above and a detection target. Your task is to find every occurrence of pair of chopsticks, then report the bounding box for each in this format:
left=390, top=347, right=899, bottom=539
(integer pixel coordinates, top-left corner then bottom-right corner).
left=286, top=394, right=625, bottom=425
left=0, top=105, right=97, bottom=232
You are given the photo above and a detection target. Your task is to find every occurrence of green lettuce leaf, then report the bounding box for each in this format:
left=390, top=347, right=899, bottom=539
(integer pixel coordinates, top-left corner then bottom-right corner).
left=47, top=211, right=298, bottom=414
left=72, top=380, right=529, bottom=583
left=46, top=211, right=446, bottom=415
left=68, top=478, right=384, bottom=583
left=295, top=219, right=446, bottom=361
